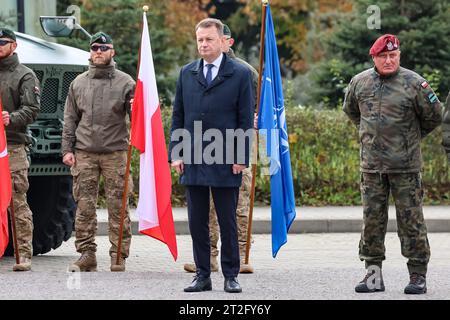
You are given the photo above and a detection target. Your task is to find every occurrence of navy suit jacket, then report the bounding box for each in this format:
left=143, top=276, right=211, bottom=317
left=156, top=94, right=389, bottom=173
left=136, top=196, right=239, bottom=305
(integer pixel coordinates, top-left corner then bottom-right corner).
left=169, top=53, right=254, bottom=187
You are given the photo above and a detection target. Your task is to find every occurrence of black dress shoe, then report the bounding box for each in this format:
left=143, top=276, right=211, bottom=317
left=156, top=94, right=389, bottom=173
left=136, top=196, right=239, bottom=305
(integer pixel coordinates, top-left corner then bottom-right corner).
left=224, top=277, right=242, bottom=293
left=184, top=276, right=212, bottom=292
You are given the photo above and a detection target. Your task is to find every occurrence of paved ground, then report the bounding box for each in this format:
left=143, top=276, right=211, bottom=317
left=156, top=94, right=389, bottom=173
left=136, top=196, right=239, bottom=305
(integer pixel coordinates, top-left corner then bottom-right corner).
left=1, top=232, right=450, bottom=300
left=97, top=206, right=450, bottom=235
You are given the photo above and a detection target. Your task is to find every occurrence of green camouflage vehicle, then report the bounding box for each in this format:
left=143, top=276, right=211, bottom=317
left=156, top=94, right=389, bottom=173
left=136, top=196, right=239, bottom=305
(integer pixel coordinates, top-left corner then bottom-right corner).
left=4, top=18, right=90, bottom=255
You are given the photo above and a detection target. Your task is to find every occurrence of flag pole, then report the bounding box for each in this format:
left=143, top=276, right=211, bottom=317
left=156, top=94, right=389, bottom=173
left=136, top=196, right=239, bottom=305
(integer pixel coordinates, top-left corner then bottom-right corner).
left=244, top=0, right=268, bottom=265
left=116, top=143, right=133, bottom=266
left=116, top=5, right=149, bottom=266
left=8, top=194, right=20, bottom=265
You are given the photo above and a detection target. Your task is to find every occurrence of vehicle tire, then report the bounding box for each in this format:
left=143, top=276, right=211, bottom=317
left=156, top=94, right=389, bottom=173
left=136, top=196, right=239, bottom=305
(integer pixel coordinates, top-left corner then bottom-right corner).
left=4, top=175, right=76, bottom=256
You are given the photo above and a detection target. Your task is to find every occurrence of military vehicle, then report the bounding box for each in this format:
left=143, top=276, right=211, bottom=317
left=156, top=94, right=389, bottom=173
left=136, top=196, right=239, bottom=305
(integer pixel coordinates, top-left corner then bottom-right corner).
left=4, top=16, right=90, bottom=255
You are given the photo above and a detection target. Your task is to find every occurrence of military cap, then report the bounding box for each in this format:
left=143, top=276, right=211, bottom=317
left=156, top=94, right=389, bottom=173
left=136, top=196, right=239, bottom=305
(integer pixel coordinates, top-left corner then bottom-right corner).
left=0, top=27, right=16, bottom=41
left=223, top=24, right=231, bottom=38
left=90, top=32, right=113, bottom=45
left=369, top=34, right=400, bottom=56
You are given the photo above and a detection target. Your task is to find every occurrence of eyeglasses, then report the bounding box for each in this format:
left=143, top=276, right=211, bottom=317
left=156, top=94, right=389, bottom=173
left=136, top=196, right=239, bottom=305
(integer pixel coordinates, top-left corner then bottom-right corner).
left=90, top=45, right=112, bottom=52
left=0, top=40, right=14, bottom=47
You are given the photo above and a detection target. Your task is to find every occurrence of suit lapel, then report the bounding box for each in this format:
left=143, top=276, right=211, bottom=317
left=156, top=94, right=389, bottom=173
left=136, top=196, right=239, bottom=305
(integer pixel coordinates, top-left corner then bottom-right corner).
left=206, top=54, right=234, bottom=91
left=189, top=54, right=235, bottom=91
left=190, top=59, right=207, bottom=88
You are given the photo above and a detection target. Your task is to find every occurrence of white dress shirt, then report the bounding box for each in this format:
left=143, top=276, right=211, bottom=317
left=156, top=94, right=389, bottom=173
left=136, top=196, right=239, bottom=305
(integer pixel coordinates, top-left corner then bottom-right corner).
left=203, top=53, right=223, bottom=82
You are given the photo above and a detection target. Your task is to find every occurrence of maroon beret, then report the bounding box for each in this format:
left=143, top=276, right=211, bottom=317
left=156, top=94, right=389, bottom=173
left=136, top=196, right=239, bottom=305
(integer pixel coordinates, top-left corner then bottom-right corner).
left=369, top=34, right=400, bottom=56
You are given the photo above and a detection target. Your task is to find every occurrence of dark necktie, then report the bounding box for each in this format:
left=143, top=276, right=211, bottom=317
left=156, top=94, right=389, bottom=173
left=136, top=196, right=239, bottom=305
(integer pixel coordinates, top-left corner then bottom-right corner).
left=206, top=64, right=214, bottom=85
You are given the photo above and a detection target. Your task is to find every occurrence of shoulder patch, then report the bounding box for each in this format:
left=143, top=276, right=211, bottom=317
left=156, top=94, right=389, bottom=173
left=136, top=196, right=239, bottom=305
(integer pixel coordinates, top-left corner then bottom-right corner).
left=421, top=81, right=429, bottom=89
left=428, top=92, right=438, bottom=103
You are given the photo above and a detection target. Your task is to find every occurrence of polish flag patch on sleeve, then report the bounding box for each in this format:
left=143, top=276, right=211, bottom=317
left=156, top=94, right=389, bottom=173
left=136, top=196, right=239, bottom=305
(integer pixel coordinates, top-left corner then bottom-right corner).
left=421, top=81, right=429, bottom=89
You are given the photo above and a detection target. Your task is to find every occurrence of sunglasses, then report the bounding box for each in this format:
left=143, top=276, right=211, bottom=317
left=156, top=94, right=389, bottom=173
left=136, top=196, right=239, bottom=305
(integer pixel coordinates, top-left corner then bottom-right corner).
left=90, top=45, right=112, bottom=52
left=0, top=39, right=14, bottom=46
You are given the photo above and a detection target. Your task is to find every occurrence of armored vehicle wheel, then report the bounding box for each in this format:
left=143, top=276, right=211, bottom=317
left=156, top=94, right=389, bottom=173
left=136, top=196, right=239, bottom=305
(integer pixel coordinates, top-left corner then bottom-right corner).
left=4, top=175, right=76, bottom=256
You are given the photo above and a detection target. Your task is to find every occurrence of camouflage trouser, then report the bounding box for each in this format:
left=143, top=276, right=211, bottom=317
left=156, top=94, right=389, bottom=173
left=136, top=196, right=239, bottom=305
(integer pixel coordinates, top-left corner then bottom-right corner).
left=71, top=150, right=133, bottom=258
left=359, top=172, right=430, bottom=275
left=210, top=167, right=252, bottom=261
left=8, top=144, right=33, bottom=259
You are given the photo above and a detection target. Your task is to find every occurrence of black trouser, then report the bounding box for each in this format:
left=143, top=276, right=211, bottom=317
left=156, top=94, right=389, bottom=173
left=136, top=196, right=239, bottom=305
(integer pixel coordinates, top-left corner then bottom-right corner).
left=186, top=185, right=240, bottom=278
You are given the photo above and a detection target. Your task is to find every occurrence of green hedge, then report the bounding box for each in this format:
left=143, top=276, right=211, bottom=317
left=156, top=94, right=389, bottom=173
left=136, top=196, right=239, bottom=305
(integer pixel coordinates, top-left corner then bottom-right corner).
left=119, top=107, right=450, bottom=207
left=285, top=108, right=450, bottom=205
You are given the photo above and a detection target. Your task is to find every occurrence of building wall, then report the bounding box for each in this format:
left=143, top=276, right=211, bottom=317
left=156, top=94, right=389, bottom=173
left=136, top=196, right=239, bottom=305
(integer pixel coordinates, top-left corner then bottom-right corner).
left=0, top=0, right=18, bottom=29
left=0, top=0, right=56, bottom=39
left=25, top=0, right=57, bottom=38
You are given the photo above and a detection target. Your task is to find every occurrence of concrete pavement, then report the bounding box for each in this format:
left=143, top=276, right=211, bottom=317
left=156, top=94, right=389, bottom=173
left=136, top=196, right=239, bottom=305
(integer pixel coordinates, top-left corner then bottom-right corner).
left=1, top=206, right=449, bottom=302
left=1, top=233, right=450, bottom=300
left=97, top=206, right=450, bottom=235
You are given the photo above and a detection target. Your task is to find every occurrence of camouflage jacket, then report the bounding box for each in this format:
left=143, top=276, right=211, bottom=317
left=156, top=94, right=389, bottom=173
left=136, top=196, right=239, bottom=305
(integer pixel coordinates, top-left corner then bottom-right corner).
left=0, top=53, right=40, bottom=145
left=443, top=92, right=450, bottom=162
left=62, top=60, right=135, bottom=155
left=343, top=67, right=442, bottom=173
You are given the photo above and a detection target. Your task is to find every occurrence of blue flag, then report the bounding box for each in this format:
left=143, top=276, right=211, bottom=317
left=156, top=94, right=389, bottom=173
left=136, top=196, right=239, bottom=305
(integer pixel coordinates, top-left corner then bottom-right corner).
left=258, top=5, right=297, bottom=258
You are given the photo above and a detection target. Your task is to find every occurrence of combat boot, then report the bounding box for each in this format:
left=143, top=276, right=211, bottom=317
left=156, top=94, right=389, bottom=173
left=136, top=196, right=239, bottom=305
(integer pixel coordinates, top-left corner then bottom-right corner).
left=13, top=257, right=31, bottom=272
left=69, top=251, right=97, bottom=272
left=183, top=255, right=219, bottom=273
left=111, top=255, right=126, bottom=272
left=239, top=255, right=254, bottom=273
left=404, top=273, right=427, bottom=294
left=239, top=263, right=254, bottom=273
left=355, top=267, right=385, bottom=293
left=183, top=262, right=197, bottom=273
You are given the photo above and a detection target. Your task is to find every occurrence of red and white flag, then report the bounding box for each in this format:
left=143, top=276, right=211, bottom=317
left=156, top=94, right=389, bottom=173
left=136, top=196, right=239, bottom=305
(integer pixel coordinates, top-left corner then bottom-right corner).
left=0, top=98, right=12, bottom=257
left=131, top=12, right=177, bottom=260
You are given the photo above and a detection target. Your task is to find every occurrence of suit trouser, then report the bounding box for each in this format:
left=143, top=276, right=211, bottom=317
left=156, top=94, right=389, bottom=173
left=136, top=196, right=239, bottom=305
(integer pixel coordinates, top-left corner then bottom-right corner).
left=209, top=167, right=252, bottom=259
left=186, top=185, right=240, bottom=278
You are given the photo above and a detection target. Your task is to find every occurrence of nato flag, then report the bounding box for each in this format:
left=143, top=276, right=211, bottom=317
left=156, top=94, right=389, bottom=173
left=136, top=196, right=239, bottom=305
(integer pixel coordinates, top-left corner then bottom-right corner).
left=258, top=5, right=297, bottom=258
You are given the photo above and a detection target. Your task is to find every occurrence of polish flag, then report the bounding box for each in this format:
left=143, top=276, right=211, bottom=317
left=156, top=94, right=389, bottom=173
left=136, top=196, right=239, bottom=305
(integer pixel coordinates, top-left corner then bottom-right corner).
left=131, top=12, right=177, bottom=260
left=0, top=98, right=12, bottom=257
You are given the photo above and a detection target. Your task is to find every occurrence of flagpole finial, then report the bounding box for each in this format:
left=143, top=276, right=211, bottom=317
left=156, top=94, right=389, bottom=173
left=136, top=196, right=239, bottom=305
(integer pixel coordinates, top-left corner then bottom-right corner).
left=262, top=0, right=269, bottom=5
left=143, top=5, right=149, bottom=12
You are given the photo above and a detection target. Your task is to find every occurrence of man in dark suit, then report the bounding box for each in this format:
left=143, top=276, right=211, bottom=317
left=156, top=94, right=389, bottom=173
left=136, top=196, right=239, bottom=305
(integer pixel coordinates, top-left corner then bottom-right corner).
left=169, top=18, right=254, bottom=293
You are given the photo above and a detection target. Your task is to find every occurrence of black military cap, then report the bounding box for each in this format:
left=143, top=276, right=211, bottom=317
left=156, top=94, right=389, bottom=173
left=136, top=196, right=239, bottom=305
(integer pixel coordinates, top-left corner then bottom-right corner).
left=0, top=27, right=16, bottom=41
left=90, top=32, right=113, bottom=45
left=223, top=24, right=231, bottom=38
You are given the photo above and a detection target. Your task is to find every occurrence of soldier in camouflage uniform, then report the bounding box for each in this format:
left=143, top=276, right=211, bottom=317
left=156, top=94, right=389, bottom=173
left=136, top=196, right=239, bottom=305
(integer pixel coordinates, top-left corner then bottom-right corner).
left=183, top=24, right=258, bottom=274
left=442, top=92, right=450, bottom=162
left=0, top=28, right=40, bottom=271
left=343, top=34, right=442, bottom=294
left=62, top=32, right=135, bottom=272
